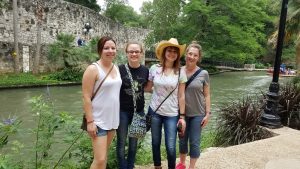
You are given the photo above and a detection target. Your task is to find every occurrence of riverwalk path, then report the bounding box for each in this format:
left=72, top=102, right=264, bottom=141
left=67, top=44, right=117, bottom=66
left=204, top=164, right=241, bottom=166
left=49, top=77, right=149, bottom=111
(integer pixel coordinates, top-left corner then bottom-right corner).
left=136, top=127, right=300, bottom=169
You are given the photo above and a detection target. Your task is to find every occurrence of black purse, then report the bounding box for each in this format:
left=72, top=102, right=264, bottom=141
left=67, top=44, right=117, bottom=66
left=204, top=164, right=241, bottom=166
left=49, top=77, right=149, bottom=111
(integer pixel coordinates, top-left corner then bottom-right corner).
left=81, top=63, right=114, bottom=131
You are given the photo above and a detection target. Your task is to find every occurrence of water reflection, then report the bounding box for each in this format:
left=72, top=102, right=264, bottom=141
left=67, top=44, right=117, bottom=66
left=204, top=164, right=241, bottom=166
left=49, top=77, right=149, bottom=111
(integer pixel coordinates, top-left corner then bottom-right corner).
left=0, top=71, right=291, bottom=157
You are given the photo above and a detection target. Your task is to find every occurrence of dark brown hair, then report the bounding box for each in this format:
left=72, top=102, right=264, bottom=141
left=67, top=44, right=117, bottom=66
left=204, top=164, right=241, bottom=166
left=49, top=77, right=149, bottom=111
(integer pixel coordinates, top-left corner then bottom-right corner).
left=97, top=36, right=116, bottom=55
left=161, top=46, right=181, bottom=74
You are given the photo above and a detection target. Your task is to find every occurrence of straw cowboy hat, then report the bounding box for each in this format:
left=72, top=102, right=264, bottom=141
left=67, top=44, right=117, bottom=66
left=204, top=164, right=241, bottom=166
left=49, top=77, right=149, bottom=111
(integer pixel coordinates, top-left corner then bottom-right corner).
left=155, top=38, right=186, bottom=61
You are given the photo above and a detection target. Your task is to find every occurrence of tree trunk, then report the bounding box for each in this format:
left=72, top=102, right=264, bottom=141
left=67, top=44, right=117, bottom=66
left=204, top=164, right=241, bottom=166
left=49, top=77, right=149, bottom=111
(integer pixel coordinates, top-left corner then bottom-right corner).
left=296, top=40, right=300, bottom=77
left=13, top=0, right=20, bottom=73
left=33, top=0, right=43, bottom=74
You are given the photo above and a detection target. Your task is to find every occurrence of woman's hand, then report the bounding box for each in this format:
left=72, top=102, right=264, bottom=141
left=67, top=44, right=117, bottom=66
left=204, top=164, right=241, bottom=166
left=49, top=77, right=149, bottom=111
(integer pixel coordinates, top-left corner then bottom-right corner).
left=87, top=122, right=97, bottom=138
left=177, top=118, right=186, bottom=134
left=201, top=115, right=210, bottom=128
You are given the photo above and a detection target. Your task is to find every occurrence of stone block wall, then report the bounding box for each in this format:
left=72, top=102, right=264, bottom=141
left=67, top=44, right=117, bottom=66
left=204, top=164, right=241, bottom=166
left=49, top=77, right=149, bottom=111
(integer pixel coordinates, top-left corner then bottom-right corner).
left=0, top=0, right=151, bottom=73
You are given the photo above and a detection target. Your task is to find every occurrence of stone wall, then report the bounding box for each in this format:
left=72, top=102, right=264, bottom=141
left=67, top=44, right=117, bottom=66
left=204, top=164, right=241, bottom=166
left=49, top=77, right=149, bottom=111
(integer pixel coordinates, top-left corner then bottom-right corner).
left=0, top=0, right=151, bottom=73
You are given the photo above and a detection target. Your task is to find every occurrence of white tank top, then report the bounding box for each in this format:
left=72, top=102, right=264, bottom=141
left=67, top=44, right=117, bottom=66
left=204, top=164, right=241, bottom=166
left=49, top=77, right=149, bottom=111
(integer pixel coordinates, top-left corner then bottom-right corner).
left=92, top=63, right=122, bottom=130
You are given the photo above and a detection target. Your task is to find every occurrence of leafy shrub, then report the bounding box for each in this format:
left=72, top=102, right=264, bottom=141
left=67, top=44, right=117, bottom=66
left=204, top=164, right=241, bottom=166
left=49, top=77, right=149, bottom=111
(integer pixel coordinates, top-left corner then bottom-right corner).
left=254, top=62, right=267, bottom=69
left=215, top=96, right=272, bottom=146
left=278, top=82, right=300, bottom=130
left=0, top=117, right=21, bottom=149
left=46, top=68, right=83, bottom=82
left=0, top=73, right=58, bottom=87
left=292, top=76, right=300, bottom=87
left=47, top=33, right=98, bottom=70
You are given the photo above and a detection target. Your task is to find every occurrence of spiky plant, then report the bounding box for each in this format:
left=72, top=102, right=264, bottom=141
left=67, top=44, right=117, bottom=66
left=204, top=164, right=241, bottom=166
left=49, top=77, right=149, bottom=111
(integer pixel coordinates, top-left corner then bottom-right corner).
left=278, top=81, right=300, bottom=129
left=215, top=96, right=272, bottom=146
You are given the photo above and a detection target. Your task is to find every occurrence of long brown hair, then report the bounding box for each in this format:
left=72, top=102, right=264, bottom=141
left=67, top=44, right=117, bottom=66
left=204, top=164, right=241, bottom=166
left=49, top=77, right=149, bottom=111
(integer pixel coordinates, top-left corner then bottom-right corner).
left=161, top=46, right=181, bottom=74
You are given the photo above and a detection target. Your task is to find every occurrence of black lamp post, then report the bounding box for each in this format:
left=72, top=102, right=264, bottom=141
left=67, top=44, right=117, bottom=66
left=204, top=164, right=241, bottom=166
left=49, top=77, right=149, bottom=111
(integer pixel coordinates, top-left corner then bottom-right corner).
left=260, top=0, right=289, bottom=128
left=83, top=22, right=93, bottom=40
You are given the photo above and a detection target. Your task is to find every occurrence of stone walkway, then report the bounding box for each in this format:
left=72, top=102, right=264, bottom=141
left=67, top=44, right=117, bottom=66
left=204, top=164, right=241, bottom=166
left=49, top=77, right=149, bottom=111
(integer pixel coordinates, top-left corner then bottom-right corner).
left=136, top=127, right=300, bottom=169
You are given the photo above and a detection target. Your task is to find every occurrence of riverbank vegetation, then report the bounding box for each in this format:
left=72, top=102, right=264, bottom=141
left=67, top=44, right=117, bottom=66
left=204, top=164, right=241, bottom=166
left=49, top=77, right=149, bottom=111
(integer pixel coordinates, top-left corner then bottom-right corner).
left=95, top=0, right=298, bottom=70
left=215, top=77, right=300, bottom=146
left=0, top=95, right=217, bottom=168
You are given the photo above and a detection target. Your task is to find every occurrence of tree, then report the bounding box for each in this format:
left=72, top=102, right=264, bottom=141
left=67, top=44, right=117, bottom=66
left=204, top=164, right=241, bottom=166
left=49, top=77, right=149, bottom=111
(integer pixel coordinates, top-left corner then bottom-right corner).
left=33, top=0, right=43, bottom=74
left=47, top=33, right=98, bottom=70
left=12, top=0, right=20, bottom=72
left=64, top=0, right=100, bottom=12
left=103, top=1, right=142, bottom=27
left=142, top=0, right=183, bottom=47
left=269, top=0, right=300, bottom=76
left=286, top=0, right=300, bottom=76
left=176, top=0, right=274, bottom=63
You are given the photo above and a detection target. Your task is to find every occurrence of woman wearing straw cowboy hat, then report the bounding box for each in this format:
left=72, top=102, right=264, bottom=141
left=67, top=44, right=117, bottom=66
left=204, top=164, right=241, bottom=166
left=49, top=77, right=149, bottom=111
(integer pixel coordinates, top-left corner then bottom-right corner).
left=144, top=38, right=187, bottom=169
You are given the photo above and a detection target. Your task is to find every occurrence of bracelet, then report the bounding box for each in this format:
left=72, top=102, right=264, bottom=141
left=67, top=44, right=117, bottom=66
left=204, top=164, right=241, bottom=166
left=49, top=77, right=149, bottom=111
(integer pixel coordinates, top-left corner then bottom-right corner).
left=87, top=120, right=94, bottom=124
left=207, top=112, right=212, bottom=115
left=179, top=114, right=185, bottom=119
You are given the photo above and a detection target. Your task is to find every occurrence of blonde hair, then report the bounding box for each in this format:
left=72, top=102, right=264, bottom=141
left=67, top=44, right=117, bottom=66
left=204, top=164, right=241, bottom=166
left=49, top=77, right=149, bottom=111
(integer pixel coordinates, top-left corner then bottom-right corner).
left=125, top=41, right=144, bottom=53
left=186, top=41, right=202, bottom=57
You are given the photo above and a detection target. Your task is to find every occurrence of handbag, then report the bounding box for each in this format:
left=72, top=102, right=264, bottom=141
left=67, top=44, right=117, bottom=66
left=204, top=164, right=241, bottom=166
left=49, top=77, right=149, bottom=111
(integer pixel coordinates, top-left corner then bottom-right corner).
left=81, top=63, right=114, bottom=131
left=125, top=64, right=147, bottom=138
left=146, top=68, right=181, bottom=131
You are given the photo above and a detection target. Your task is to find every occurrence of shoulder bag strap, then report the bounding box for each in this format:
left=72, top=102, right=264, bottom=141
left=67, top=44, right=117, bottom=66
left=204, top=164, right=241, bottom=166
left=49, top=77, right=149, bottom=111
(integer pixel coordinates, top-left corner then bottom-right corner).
left=125, top=63, right=137, bottom=114
left=185, top=68, right=202, bottom=89
left=91, top=63, right=114, bottom=101
left=154, top=68, right=181, bottom=113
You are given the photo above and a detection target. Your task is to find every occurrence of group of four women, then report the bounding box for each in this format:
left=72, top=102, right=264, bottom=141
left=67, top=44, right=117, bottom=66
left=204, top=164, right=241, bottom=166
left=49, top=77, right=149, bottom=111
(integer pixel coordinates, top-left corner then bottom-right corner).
left=82, top=36, right=211, bottom=169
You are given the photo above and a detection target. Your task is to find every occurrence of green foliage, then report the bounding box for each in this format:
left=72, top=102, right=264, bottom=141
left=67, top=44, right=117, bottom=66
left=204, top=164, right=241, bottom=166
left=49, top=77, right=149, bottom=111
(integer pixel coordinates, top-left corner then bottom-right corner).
left=29, top=95, right=62, bottom=168
left=0, top=117, right=21, bottom=149
left=140, top=0, right=280, bottom=65
left=113, top=52, right=127, bottom=65
left=135, top=137, right=153, bottom=165
left=179, top=0, right=272, bottom=63
left=46, top=68, right=83, bottom=82
left=0, top=0, right=8, bottom=9
left=104, top=2, right=142, bottom=27
left=292, top=76, right=300, bottom=86
left=64, top=0, right=100, bottom=12
left=282, top=44, right=297, bottom=64
left=47, top=33, right=98, bottom=70
left=215, top=96, right=272, bottom=146
left=254, top=62, right=267, bottom=69
left=144, top=0, right=183, bottom=47
left=201, top=131, right=217, bottom=150
left=0, top=73, right=58, bottom=88
left=277, top=82, right=300, bottom=130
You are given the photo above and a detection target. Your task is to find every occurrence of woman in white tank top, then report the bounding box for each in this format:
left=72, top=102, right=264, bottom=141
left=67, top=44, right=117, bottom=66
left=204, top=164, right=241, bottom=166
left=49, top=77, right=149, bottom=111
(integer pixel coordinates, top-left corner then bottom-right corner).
left=82, top=36, right=122, bottom=169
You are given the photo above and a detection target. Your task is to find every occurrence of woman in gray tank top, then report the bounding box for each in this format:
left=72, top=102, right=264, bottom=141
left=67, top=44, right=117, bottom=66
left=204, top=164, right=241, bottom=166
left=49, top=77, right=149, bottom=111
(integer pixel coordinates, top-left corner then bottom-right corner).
left=176, top=42, right=211, bottom=169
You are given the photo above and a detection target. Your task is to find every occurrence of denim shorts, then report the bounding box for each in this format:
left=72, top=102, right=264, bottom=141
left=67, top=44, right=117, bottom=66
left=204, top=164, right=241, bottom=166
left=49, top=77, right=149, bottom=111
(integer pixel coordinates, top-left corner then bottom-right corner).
left=96, top=126, right=108, bottom=136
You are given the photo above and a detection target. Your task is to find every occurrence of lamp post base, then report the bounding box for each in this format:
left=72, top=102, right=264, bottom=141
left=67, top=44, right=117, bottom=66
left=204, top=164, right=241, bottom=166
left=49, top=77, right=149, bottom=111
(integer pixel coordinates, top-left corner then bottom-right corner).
left=260, top=113, right=282, bottom=129
left=260, top=82, right=282, bottom=129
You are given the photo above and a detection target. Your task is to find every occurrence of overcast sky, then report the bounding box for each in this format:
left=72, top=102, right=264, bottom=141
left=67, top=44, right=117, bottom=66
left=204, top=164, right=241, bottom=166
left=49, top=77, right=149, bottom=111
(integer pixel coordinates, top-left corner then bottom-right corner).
left=96, top=0, right=151, bottom=13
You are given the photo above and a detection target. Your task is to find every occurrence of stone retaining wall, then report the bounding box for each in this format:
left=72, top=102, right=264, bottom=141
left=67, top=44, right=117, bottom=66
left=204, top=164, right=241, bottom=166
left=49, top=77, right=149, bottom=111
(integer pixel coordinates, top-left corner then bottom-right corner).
left=0, top=0, right=151, bottom=73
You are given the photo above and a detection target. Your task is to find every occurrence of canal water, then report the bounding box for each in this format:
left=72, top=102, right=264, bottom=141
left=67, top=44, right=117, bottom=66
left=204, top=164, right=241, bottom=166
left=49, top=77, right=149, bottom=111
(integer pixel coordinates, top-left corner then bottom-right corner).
left=0, top=71, right=290, bottom=160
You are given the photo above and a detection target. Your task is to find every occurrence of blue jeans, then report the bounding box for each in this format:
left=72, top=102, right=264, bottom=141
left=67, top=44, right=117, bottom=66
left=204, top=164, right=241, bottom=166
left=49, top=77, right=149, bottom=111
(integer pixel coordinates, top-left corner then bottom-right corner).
left=149, top=107, right=178, bottom=169
left=179, top=115, right=204, bottom=158
left=117, top=111, right=142, bottom=169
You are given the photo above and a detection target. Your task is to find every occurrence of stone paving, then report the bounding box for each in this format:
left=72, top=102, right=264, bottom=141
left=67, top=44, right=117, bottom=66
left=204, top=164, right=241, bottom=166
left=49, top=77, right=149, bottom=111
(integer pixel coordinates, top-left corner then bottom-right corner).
left=136, top=127, right=300, bottom=169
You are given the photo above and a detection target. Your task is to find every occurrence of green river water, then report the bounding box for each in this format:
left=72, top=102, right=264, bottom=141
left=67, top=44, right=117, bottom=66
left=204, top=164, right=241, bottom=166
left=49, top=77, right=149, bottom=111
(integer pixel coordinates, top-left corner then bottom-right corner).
left=0, top=71, right=291, bottom=161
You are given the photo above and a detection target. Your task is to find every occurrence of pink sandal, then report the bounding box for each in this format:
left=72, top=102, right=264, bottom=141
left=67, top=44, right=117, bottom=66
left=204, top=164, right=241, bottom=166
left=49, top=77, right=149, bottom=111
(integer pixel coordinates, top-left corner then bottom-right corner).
left=175, top=162, right=186, bottom=169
